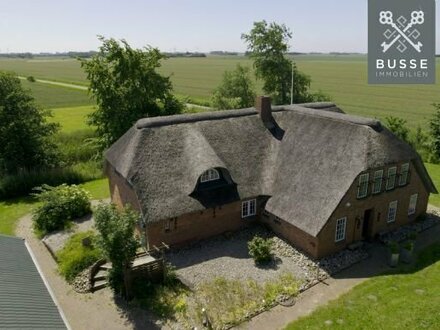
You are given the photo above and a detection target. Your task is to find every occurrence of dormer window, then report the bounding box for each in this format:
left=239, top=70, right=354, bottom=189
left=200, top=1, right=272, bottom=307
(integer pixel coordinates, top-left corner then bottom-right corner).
left=200, top=168, right=220, bottom=183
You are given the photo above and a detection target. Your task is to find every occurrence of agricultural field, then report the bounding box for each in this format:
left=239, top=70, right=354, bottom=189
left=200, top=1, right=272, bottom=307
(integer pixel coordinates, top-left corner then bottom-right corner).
left=1, top=55, right=440, bottom=128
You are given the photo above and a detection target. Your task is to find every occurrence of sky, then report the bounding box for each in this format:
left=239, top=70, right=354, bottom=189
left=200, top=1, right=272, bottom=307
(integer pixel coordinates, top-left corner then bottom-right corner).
left=0, top=0, right=439, bottom=53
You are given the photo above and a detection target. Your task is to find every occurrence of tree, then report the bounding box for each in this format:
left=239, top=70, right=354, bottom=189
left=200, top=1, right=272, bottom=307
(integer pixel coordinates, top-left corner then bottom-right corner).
left=80, top=37, right=184, bottom=149
left=242, top=21, right=329, bottom=105
left=211, top=64, right=256, bottom=109
left=94, top=203, right=139, bottom=297
left=429, top=103, right=440, bottom=160
left=385, top=116, right=410, bottom=143
left=0, top=72, right=59, bottom=174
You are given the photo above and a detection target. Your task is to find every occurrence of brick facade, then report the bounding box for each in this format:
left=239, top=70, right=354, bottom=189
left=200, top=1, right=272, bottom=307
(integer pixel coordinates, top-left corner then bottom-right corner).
left=316, top=160, right=428, bottom=258
left=107, top=160, right=430, bottom=259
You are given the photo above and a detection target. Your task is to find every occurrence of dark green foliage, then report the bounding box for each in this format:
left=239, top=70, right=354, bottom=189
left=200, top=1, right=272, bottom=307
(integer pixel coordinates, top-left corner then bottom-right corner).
left=0, top=161, right=102, bottom=199
left=56, top=231, right=102, bottom=282
left=80, top=37, right=184, bottom=149
left=385, top=116, right=410, bottom=143
left=211, top=64, right=256, bottom=109
left=429, top=103, right=440, bottom=161
left=0, top=72, right=59, bottom=174
left=242, top=21, right=329, bottom=105
left=32, top=184, right=91, bottom=236
left=248, top=236, right=273, bottom=264
left=93, top=203, right=139, bottom=296
left=27, top=75, right=36, bottom=82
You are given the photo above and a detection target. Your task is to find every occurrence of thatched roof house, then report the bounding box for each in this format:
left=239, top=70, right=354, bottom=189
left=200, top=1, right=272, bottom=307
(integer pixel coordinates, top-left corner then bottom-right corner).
left=105, top=97, right=436, bottom=258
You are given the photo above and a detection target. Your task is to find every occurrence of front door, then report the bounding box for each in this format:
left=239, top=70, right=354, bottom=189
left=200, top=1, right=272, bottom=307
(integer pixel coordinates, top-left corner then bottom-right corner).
left=362, top=208, right=373, bottom=239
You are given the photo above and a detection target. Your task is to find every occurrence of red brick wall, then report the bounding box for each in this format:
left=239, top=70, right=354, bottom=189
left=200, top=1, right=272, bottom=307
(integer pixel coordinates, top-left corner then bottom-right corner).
left=106, top=163, right=142, bottom=213
left=260, top=211, right=319, bottom=257
left=145, top=199, right=259, bottom=249
left=316, top=160, right=429, bottom=257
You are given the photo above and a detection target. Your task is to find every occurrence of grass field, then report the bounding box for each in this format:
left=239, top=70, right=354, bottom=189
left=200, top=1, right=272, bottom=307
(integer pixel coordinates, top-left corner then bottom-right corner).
left=51, top=105, right=95, bottom=132
left=1, top=55, right=440, bottom=128
left=285, top=243, right=440, bottom=330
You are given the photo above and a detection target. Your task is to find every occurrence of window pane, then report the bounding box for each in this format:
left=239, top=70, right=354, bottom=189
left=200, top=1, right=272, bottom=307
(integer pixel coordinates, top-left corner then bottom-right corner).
left=408, top=194, right=417, bottom=215
left=357, top=174, right=369, bottom=198
left=372, top=170, right=383, bottom=194
left=387, top=201, right=398, bottom=222
left=399, top=163, right=409, bottom=186
left=386, top=167, right=397, bottom=190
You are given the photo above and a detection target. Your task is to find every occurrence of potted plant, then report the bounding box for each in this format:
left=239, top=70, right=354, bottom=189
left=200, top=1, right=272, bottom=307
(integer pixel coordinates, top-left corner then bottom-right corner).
left=401, top=241, right=414, bottom=264
left=388, top=241, right=400, bottom=267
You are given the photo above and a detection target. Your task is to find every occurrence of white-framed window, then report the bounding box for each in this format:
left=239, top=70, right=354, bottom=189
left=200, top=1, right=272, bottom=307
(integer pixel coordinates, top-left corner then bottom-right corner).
left=386, top=167, right=397, bottom=190
left=357, top=173, right=369, bottom=198
left=335, top=217, right=347, bottom=242
left=399, top=163, right=410, bottom=186
left=242, top=199, right=256, bottom=218
left=387, top=200, right=398, bottom=223
left=408, top=194, right=418, bottom=215
left=372, top=170, right=383, bottom=194
left=200, top=168, right=220, bottom=183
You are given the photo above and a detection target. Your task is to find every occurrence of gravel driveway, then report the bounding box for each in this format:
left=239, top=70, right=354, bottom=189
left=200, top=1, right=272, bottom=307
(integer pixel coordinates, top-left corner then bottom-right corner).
left=166, top=225, right=368, bottom=289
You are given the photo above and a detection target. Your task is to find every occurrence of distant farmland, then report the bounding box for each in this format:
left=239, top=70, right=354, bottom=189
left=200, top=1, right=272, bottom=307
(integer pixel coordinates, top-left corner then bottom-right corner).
left=1, top=55, right=439, bottom=128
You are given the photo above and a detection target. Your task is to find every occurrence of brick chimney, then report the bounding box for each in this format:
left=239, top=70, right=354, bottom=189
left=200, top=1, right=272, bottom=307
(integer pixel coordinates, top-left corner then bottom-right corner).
left=255, top=96, right=274, bottom=128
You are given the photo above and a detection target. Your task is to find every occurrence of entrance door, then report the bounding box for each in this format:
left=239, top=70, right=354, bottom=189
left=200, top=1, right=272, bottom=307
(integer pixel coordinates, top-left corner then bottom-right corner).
left=362, top=208, right=373, bottom=239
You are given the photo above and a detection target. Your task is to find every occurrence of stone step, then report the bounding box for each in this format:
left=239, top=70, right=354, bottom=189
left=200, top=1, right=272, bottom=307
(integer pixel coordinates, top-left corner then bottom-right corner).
left=92, top=279, right=108, bottom=292
left=99, top=262, right=112, bottom=271
left=93, top=270, right=108, bottom=281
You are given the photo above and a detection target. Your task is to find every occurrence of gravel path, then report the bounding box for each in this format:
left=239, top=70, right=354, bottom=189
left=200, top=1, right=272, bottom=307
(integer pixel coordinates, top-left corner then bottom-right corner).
left=16, top=214, right=158, bottom=330
left=166, top=226, right=368, bottom=289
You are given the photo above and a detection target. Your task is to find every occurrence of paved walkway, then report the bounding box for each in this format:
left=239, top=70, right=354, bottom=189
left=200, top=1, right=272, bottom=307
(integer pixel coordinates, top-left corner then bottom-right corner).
left=237, top=219, right=440, bottom=330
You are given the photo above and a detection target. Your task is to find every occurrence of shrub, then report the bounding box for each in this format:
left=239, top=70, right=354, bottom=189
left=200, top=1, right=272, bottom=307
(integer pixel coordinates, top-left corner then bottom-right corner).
left=32, top=184, right=91, bottom=236
left=56, top=231, right=102, bottom=282
left=388, top=241, right=400, bottom=254
left=27, top=76, right=36, bottom=82
left=248, top=236, right=273, bottom=264
left=94, top=203, right=139, bottom=296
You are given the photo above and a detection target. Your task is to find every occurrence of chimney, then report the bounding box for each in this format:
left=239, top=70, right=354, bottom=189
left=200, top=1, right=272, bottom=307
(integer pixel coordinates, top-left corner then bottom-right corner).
left=255, top=96, right=274, bottom=128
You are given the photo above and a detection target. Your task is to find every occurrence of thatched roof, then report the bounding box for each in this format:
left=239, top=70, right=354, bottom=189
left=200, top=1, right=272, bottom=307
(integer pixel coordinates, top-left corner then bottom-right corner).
left=105, top=102, right=436, bottom=237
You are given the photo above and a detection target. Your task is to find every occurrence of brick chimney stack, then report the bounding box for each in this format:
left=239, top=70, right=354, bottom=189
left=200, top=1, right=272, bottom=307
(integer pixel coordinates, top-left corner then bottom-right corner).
left=255, top=96, right=274, bottom=128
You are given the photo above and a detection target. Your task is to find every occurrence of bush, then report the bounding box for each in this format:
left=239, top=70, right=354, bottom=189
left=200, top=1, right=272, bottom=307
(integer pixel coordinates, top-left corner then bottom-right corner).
left=56, top=231, right=102, bottom=282
left=94, top=203, right=139, bottom=296
left=0, top=162, right=103, bottom=199
left=248, top=236, right=273, bottom=264
left=27, top=76, right=36, bottom=82
left=32, top=184, right=91, bottom=236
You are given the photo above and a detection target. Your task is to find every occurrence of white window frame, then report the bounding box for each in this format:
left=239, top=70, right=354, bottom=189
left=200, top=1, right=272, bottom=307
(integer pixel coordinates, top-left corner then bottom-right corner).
left=335, top=217, right=347, bottom=242
left=408, top=194, right=418, bottom=216
left=200, top=168, right=220, bottom=183
left=242, top=199, right=256, bottom=218
left=399, top=163, right=410, bottom=186
left=372, top=170, right=383, bottom=194
left=387, top=200, right=398, bottom=223
left=357, top=173, right=370, bottom=198
left=386, top=167, right=397, bottom=191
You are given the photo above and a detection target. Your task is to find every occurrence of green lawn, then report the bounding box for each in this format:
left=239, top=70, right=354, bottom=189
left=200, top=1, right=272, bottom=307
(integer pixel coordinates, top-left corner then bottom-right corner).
left=0, top=197, right=40, bottom=236
left=0, top=178, right=109, bottom=236
left=426, top=163, right=440, bottom=207
left=51, top=105, right=95, bottom=132
left=285, top=243, right=440, bottom=330
left=2, top=56, right=440, bottom=128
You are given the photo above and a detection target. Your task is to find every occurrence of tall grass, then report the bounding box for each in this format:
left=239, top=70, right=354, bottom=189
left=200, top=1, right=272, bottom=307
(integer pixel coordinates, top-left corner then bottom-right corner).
left=0, top=161, right=103, bottom=199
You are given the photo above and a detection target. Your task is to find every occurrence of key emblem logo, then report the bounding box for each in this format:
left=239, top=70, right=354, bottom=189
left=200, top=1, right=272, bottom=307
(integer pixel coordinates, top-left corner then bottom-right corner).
left=379, top=10, right=424, bottom=53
